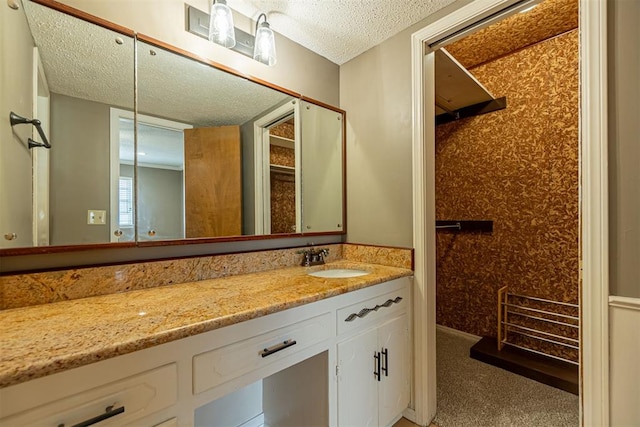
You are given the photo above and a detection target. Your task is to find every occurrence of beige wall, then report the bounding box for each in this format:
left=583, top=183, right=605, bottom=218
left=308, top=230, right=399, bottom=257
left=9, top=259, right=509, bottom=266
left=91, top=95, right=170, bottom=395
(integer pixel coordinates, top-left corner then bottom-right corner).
left=608, top=0, right=640, bottom=299
left=340, top=26, right=414, bottom=247
left=340, top=1, right=472, bottom=247
left=608, top=0, right=640, bottom=425
left=609, top=302, right=640, bottom=426
left=1, top=3, right=34, bottom=248
left=55, top=0, right=339, bottom=107
left=50, top=94, right=112, bottom=245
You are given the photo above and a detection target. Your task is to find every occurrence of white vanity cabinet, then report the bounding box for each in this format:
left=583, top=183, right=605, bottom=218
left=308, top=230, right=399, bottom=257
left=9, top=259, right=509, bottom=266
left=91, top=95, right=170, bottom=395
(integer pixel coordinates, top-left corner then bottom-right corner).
left=335, top=282, right=411, bottom=427
left=0, top=275, right=412, bottom=427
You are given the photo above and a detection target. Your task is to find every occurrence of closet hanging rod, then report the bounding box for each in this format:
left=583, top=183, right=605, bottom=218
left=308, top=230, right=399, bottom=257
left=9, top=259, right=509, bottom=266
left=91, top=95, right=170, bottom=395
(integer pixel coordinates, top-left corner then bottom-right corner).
left=435, top=220, right=493, bottom=233
left=9, top=112, right=51, bottom=149
left=436, top=223, right=461, bottom=230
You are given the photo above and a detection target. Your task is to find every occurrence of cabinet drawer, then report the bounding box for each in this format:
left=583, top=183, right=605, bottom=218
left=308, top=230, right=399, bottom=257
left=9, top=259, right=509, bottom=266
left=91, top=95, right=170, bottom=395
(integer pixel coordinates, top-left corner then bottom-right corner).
left=0, top=363, right=177, bottom=426
left=337, top=286, right=410, bottom=336
left=193, top=312, right=332, bottom=394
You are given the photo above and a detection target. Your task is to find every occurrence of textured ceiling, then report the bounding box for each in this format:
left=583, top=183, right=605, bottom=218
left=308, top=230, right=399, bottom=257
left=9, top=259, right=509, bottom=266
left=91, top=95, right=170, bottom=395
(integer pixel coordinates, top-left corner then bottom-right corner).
left=23, top=0, right=134, bottom=110
left=227, top=0, right=457, bottom=65
left=137, top=40, right=291, bottom=127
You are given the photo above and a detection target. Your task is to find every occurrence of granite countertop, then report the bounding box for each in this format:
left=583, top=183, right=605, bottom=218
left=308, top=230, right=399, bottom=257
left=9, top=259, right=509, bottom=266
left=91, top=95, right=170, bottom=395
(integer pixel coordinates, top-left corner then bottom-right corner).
left=0, top=260, right=412, bottom=388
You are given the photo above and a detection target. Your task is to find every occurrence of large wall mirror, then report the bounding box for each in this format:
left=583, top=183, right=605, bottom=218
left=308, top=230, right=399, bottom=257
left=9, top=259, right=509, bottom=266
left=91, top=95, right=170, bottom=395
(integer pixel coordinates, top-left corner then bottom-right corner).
left=1, top=0, right=345, bottom=253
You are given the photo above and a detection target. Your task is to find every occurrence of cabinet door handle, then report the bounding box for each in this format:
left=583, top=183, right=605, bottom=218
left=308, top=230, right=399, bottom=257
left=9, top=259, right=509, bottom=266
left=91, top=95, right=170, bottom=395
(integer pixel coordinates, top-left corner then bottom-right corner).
left=344, top=296, right=403, bottom=322
left=374, top=351, right=381, bottom=381
left=58, top=404, right=125, bottom=427
left=381, top=348, right=389, bottom=377
left=260, top=339, right=297, bottom=358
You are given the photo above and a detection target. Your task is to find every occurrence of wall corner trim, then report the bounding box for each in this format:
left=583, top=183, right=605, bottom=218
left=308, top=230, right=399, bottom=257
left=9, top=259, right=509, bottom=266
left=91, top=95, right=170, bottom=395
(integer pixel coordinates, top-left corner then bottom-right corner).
left=579, top=0, right=610, bottom=425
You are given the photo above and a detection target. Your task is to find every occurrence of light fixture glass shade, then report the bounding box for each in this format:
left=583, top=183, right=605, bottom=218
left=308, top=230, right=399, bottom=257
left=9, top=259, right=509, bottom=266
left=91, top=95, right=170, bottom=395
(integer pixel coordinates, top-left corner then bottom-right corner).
left=209, top=0, right=236, bottom=48
left=253, top=21, right=277, bottom=66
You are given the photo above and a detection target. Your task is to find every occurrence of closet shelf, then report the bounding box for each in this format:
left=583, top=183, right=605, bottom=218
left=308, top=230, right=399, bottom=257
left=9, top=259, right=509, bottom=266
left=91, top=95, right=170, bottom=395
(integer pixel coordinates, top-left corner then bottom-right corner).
left=270, top=135, right=295, bottom=149
left=270, top=164, right=295, bottom=175
left=435, top=48, right=506, bottom=125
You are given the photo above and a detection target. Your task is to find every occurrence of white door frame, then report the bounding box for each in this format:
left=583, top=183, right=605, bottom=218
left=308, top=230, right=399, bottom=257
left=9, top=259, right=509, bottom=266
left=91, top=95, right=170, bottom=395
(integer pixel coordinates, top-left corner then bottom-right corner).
left=110, top=108, right=134, bottom=242
left=410, top=1, right=609, bottom=425
left=31, top=47, right=50, bottom=247
left=253, top=100, right=300, bottom=235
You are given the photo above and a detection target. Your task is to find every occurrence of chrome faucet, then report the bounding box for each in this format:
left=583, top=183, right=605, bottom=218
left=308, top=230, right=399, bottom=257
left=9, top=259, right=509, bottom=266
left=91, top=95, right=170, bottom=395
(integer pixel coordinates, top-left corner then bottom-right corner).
left=299, top=248, right=329, bottom=267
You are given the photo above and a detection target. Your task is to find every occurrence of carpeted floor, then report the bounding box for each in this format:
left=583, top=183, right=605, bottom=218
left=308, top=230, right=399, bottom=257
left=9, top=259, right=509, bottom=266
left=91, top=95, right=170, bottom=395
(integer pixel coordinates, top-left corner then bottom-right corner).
left=433, top=327, right=579, bottom=427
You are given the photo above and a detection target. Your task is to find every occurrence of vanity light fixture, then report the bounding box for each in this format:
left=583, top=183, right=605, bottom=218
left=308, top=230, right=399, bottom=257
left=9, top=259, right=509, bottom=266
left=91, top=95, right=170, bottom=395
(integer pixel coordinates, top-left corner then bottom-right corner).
left=208, top=0, right=236, bottom=48
left=187, top=4, right=277, bottom=66
left=253, top=13, right=277, bottom=66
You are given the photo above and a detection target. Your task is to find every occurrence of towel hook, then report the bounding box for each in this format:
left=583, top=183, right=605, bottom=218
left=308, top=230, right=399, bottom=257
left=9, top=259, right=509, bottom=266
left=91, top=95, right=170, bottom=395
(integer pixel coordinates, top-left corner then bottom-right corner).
left=9, top=111, right=51, bottom=149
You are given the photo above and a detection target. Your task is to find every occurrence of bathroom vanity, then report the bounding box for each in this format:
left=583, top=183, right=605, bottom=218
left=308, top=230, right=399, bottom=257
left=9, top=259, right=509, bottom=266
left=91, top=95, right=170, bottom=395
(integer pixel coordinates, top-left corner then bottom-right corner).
left=0, top=262, right=412, bottom=426
left=1, top=1, right=411, bottom=424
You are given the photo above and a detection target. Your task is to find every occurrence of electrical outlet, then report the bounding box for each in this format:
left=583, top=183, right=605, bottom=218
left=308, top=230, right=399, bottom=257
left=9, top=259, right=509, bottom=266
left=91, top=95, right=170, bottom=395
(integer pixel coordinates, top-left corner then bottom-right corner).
left=87, top=210, right=106, bottom=225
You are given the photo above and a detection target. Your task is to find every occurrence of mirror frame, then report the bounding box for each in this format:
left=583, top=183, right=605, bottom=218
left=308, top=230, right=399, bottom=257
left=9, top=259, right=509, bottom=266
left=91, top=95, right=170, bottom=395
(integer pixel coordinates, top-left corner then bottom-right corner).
left=0, top=0, right=346, bottom=257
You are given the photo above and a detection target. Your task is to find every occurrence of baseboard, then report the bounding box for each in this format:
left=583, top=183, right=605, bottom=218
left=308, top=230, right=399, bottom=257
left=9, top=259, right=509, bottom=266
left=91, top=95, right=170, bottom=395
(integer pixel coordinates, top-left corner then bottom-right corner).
left=402, top=407, right=417, bottom=424
left=436, top=324, right=482, bottom=342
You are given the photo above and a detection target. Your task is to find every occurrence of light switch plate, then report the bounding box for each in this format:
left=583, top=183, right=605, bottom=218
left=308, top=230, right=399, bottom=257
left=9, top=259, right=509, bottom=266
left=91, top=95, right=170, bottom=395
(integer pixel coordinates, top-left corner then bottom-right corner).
left=87, top=210, right=106, bottom=225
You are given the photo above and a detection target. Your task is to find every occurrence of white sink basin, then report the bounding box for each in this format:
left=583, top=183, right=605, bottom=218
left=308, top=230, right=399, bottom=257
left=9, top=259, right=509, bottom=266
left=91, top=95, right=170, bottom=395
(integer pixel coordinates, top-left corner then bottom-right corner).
left=308, top=269, right=370, bottom=278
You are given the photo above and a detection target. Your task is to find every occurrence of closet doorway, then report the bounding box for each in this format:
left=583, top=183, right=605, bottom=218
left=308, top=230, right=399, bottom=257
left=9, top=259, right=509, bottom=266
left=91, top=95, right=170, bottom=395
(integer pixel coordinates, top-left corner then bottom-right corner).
left=410, top=0, right=608, bottom=425
left=433, top=0, right=581, bottom=423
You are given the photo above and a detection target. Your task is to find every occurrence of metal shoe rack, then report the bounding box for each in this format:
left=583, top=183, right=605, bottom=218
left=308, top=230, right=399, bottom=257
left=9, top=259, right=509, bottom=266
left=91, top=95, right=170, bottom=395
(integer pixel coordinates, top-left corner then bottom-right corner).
left=497, top=286, right=579, bottom=365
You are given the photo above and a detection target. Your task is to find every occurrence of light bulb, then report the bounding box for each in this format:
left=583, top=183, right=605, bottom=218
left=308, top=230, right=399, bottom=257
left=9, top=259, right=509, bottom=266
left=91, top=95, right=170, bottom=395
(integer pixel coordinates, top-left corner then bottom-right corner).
left=209, top=0, right=236, bottom=48
left=253, top=21, right=276, bottom=66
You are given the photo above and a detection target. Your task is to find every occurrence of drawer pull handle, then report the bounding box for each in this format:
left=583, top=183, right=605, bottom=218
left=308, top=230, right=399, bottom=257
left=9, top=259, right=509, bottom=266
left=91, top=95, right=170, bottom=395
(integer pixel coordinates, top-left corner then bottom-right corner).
left=344, top=296, right=403, bottom=322
left=58, top=404, right=125, bottom=427
left=260, top=339, right=297, bottom=358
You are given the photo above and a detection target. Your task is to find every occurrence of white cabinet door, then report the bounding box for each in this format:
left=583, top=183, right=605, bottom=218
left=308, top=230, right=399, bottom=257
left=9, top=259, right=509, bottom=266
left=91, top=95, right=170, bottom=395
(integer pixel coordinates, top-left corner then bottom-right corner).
left=337, top=328, right=379, bottom=427
left=337, top=312, right=410, bottom=427
left=378, top=314, right=410, bottom=427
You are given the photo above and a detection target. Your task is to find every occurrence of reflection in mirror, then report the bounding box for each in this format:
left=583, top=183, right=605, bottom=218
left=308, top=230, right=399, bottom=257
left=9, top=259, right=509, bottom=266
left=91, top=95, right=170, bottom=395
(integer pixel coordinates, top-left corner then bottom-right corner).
left=0, top=1, right=135, bottom=248
left=253, top=100, right=344, bottom=235
left=136, top=40, right=297, bottom=241
left=268, top=115, right=298, bottom=234
left=1, top=1, right=345, bottom=253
